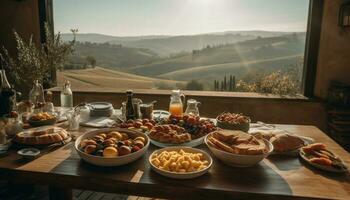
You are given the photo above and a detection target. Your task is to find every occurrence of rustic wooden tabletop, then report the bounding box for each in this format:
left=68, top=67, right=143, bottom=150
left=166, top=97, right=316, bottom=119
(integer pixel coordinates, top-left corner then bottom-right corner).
left=0, top=124, right=349, bottom=200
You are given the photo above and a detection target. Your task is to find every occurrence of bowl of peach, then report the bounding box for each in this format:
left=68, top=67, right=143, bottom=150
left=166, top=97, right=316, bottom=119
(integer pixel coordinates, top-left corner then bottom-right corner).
left=75, top=128, right=149, bottom=166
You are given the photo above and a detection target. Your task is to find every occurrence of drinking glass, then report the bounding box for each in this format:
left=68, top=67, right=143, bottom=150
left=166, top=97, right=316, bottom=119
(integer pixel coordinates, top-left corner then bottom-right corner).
left=66, top=112, right=80, bottom=131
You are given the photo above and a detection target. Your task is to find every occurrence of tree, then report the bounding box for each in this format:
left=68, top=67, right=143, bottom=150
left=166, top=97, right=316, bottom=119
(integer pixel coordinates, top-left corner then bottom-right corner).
left=186, top=80, right=204, bottom=91
left=86, top=55, right=97, bottom=68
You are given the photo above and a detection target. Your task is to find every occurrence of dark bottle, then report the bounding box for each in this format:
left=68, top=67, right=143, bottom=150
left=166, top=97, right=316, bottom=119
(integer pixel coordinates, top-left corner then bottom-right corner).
left=125, top=90, right=135, bottom=120
left=0, top=70, right=16, bottom=116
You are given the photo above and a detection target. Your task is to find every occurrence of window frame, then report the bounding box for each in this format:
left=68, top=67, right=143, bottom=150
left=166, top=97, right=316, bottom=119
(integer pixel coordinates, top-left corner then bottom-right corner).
left=40, top=0, right=324, bottom=98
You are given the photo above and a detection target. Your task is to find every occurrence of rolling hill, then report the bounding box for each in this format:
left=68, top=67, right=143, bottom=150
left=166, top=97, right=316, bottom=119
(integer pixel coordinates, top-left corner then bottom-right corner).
left=61, top=30, right=306, bottom=91
left=159, top=54, right=302, bottom=81
left=127, top=34, right=306, bottom=77
left=57, top=67, right=184, bottom=90
left=62, top=30, right=297, bottom=56
left=66, top=42, right=160, bottom=69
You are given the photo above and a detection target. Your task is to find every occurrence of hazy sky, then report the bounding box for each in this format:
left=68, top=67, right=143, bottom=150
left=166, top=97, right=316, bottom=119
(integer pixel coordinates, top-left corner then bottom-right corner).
left=53, top=0, right=309, bottom=36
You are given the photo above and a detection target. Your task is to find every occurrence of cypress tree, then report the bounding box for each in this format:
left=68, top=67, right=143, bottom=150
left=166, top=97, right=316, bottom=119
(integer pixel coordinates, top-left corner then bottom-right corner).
left=232, top=75, right=236, bottom=91
left=224, top=76, right=227, bottom=91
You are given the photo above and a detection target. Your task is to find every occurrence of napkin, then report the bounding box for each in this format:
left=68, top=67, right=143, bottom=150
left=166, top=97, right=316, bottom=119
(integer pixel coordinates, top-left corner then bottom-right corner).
left=80, top=117, right=115, bottom=128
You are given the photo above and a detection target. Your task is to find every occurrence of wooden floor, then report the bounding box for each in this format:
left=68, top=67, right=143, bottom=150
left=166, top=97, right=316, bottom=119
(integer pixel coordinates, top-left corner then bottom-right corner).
left=0, top=182, right=160, bottom=200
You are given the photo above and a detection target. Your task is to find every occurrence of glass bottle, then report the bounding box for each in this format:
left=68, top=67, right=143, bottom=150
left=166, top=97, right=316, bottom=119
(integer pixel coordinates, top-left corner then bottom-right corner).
left=60, top=81, right=73, bottom=108
left=126, top=90, right=135, bottom=120
left=169, top=90, right=185, bottom=117
left=0, top=70, right=16, bottom=116
left=0, top=124, right=6, bottom=145
left=29, top=80, right=45, bottom=108
left=185, top=99, right=201, bottom=116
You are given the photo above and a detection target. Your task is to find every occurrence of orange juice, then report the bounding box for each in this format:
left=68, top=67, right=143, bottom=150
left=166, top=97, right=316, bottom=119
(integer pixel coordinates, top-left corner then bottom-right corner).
left=169, top=103, right=183, bottom=116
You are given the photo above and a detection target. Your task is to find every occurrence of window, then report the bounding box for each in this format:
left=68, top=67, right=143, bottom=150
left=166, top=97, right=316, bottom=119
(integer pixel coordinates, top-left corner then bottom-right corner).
left=52, top=0, right=312, bottom=96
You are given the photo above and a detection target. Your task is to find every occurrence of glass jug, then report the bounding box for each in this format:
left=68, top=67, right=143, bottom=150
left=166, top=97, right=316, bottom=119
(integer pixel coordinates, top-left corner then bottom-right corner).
left=169, top=90, right=185, bottom=117
left=29, top=80, right=45, bottom=107
left=185, top=99, right=201, bottom=116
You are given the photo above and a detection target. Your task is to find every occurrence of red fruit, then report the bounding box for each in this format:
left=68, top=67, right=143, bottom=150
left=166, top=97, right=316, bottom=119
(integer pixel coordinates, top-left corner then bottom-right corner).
left=183, top=115, right=189, bottom=122
left=187, top=117, right=196, bottom=124
left=127, top=123, right=134, bottom=128
left=149, top=119, right=156, bottom=125
left=119, top=123, right=128, bottom=128
left=131, top=146, right=141, bottom=152
left=134, top=121, right=143, bottom=128
left=135, top=119, right=143, bottom=123
left=9, top=111, right=18, bottom=118
left=154, top=125, right=163, bottom=132
left=118, top=145, right=131, bottom=156
left=127, top=119, right=134, bottom=124
left=142, top=119, right=149, bottom=124
left=124, top=140, right=132, bottom=146
left=206, top=124, right=213, bottom=129
left=144, top=122, right=154, bottom=129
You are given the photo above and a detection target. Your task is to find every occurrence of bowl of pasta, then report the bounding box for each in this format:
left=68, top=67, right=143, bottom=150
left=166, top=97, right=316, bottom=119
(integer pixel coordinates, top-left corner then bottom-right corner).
left=149, top=146, right=212, bottom=179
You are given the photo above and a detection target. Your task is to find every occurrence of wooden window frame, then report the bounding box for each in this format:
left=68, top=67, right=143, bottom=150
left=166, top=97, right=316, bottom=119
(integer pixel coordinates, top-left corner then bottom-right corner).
left=39, top=0, right=324, bottom=98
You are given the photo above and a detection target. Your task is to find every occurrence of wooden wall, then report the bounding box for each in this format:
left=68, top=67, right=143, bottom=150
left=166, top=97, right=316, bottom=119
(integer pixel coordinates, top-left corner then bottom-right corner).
left=0, top=0, right=41, bottom=54
left=315, top=0, right=350, bottom=98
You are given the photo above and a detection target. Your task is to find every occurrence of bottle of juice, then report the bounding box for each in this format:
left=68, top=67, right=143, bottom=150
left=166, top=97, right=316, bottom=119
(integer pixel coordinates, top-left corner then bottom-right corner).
left=169, top=90, right=185, bottom=117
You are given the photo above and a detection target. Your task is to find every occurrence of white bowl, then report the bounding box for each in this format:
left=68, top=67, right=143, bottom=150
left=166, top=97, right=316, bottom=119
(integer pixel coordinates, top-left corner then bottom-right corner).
left=149, top=135, right=205, bottom=148
left=149, top=146, right=212, bottom=179
left=75, top=128, right=149, bottom=166
left=204, top=134, right=273, bottom=167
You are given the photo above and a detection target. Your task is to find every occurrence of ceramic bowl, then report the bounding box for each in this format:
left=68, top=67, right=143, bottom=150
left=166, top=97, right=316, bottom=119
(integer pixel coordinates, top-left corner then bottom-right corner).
left=17, top=148, right=40, bottom=160
left=204, top=133, right=273, bottom=167
left=75, top=128, right=149, bottom=166
left=149, top=146, right=212, bottom=179
left=216, top=118, right=250, bottom=132
left=149, top=135, right=205, bottom=148
left=28, top=118, right=57, bottom=127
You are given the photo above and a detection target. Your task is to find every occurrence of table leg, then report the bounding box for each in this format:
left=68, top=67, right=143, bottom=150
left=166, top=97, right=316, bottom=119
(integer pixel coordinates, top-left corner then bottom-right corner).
left=49, top=186, right=72, bottom=200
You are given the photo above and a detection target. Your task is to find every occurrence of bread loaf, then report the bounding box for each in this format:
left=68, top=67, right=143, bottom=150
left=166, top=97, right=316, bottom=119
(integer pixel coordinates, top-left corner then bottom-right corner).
left=14, top=126, right=69, bottom=145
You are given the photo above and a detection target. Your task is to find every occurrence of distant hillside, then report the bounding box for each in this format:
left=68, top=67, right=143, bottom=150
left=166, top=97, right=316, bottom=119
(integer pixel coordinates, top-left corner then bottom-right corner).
left=159, top=54, right=302, bottom=81
left=62, top=30, right=299, bottom=55
left=127, top=33, right=306, bottom=77
left=61, top=33, right=170, bottom=43
left=67, top=42, right=161, bottom=69
left=57, top=67, right=184, bottom=90
left=61, top=31, right=306, bottom=91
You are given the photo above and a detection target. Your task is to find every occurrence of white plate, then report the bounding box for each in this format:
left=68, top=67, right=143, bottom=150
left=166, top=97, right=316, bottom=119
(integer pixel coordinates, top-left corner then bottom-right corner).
left=149, top=146, right=212, bottom=179
left=299, top=148, right=348, bottom=173
left=75, top=128, right=149, bottom=166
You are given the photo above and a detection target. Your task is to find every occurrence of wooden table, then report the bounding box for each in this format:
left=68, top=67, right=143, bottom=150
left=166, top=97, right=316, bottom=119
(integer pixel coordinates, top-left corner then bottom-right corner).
left=0, top=124, right=349, bottom=200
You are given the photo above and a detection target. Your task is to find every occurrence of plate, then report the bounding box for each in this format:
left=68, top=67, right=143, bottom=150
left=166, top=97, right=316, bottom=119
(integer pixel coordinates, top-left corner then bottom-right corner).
left=152, top=110, right=170, bottom=122
left=149, top=146, right=212, bottom=179
left=149, top=135, right=205, bottom=148
left=299, top=148, right=348, bottom=173
left=270, top=136, right=315, bottom=156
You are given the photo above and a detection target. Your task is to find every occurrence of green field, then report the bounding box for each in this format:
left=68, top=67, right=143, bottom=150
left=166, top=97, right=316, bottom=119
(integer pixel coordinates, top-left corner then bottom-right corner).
left=57, top=67, right=184, bottom=90
left=61, top=31, right=306, bottom=91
